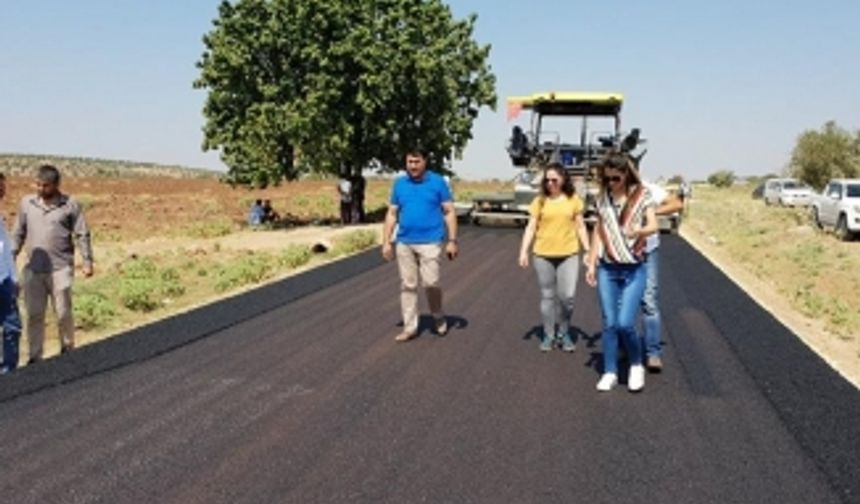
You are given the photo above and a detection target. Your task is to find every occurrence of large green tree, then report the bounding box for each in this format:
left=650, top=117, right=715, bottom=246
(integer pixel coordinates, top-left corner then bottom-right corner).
left=789, top=121, right=860, bottom=189
left=195, top=0, right=496, bottom=187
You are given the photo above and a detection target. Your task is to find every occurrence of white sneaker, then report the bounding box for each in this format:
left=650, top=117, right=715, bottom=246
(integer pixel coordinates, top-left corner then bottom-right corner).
left=628, top=365, right=645, bottom=392
left=596, top=373, right=618, bottom=392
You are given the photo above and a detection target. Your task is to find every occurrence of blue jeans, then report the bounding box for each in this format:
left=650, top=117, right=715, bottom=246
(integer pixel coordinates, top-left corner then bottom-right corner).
left=641, top=250, right=661, bottom=358
left=0, top=278, right=22, bottom=372
left=597, top=262, right=647, bottom=374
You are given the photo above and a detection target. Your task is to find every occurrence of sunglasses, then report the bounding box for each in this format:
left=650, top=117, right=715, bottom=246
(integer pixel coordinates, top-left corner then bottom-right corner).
left=603, top=175, right=623, bottom=184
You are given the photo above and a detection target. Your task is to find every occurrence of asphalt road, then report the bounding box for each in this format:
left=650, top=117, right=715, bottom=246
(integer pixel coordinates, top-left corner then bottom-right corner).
left=1, top=229, right=858, bottom=504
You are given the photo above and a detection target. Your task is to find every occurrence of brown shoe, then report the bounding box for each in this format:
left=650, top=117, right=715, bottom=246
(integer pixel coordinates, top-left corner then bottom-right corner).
left=435, top=317, right=448, bottom=336
left=646, top=356, right=663, bottom=373
left=395, top=331, right=417, bottom=343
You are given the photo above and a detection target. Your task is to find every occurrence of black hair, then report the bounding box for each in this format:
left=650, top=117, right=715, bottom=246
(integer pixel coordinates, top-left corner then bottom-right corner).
left=405, top=147, right=428, bottom=159
left=37, top=164, right=61, bottom=185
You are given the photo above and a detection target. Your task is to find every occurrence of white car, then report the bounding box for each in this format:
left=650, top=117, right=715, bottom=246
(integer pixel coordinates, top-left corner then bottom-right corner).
left=811, top=179, right=860, bottom=241
left=763, top=178, right=814, bottom=206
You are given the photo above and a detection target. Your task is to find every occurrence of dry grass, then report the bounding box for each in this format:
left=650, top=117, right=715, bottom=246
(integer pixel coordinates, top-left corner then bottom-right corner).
left=683, top=183, right=860, bottom=355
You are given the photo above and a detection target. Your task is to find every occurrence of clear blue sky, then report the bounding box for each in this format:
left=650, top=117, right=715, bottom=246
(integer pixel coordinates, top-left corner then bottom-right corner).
left=2, top=0, right=858, bottom=181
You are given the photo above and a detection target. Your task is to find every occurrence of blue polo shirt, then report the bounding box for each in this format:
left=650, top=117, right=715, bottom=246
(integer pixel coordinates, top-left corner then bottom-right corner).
left=391, top=170, right=452, bottom=244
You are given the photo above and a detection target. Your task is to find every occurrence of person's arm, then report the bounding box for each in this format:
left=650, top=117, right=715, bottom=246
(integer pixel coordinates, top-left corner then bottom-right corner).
left=636, top=206, right=658, bottom=238
left=574, top=213, right=590, bottom=256
left=585, top=220, right=601, bottom=287
left=72, top=203, right=94, bottom=276
left=655, top=192, right=684, bottom=216
left=518, top=216, right=537, bottom=268
left=441, top=201, right=458, bottom=260
left=11, top=200, right=27, bottom=259
left=381, top=204, right=398, bottom=261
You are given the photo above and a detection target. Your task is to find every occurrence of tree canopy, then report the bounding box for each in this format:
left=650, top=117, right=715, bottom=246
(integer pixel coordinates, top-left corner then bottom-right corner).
left=195, top=0, right=497, bottom=187
left=707, top=169, right=735, bottom=188
left=789, top=121, right=860, bottom=189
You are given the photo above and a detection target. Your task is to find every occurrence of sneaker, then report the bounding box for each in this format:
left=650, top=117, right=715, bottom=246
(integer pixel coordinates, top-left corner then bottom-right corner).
left=559, top=331, right=576, bottom=352
left=628, top=365, right=645, bottom=392
left=646, top=356, right=663, bottom=373
left=596, top=373, right=618, bottom=392
left=434, top=317, right=448, bottom=336
left=394, top=331, right=417, bottom=343
left=539, top=335, right=554, bottom=352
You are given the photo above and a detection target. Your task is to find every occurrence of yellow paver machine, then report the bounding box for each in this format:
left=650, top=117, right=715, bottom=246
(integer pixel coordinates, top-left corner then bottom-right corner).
left=470, top=91, right=645, bottom=226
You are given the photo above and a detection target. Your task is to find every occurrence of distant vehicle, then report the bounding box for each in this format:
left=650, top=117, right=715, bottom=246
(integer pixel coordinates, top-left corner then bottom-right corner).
left=657, top=183, right=682, bottom=234
left=763, top=178, right=814, bottom=206
left=811, top=179, right=860, bottom=241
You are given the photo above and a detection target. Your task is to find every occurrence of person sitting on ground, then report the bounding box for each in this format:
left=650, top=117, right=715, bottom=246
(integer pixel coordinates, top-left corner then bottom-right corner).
left=261, top=199, right=280, bottom=224
left=248, top=199, right=265, bottom=227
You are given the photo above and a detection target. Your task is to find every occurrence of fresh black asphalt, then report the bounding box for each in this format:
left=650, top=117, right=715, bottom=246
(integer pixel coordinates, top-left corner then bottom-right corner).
left=0, top=228, right=857, bottom=503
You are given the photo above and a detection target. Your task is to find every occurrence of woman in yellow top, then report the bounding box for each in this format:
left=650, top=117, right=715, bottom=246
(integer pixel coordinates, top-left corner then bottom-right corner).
left=518, top=162, right=591, bottom=352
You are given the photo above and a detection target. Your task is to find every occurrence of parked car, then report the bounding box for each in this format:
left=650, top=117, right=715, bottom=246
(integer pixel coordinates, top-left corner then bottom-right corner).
left=763, top=178, right=814, bottom=206
left=811, top=179, right=860, bottom=241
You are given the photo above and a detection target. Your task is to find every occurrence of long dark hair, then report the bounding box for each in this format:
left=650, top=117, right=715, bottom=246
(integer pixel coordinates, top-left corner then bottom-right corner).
left=599, top=152, right=641, bottom=195
left=541, top=162, right=575, bottom=198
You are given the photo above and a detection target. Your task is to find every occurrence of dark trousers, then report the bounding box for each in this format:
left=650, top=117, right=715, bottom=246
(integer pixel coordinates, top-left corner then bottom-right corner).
left=0, top=278, right=22, bottom=372
left=340, top=201, right=353, bottom=224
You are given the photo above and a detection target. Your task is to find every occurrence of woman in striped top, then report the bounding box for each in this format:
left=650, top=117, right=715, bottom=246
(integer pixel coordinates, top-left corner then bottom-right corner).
left=585, top=153, right=658, bottom=392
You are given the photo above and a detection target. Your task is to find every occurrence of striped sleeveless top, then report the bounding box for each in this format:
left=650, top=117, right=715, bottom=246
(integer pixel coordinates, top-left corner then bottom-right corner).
left=596, top=185, right=655, bottom=264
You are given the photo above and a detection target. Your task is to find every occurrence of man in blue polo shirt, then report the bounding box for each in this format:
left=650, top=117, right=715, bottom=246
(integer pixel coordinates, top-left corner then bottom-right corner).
left=382, top=149, right=458, bottom=342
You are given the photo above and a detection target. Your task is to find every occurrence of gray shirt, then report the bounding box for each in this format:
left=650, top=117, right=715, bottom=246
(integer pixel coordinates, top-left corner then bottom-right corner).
left=12, top=194, right=93, bottom=273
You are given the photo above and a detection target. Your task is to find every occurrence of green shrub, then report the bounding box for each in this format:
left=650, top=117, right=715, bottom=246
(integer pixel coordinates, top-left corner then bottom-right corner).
left=120, top=278, right=161, bottom=312
left=279, top=244, right=312, bottom=269
left=707, top=170, right=736, bottom=188
left=119, top=258, right=187, bottom=312
left=160, top=267, right=186, bottom=297
left=328, top=230, right=378, bottom=257
left=75, top=291, right=116, bottom=330
left=213, top=253, right=274, bottom=292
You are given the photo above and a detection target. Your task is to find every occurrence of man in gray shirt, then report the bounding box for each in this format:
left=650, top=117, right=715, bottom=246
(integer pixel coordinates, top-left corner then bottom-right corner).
left=12, top=165, right=94, bottom=363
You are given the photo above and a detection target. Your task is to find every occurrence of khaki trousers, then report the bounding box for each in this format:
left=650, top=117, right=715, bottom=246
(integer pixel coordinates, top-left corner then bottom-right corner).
left=396, top=243, right=444, bottom=335
left=24, top=266, right=74, bottom=359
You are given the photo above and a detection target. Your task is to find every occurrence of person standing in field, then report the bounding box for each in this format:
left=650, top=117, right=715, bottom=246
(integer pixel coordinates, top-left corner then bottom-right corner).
left=337, top=171, right=353, bottom=225
left=0, top=174, right=23, bottom=374
left=12, top=165, right=94, bottom=363
left=382, top=148, right=458, bottom=342
left=518, top=163, right=590, bottom=352
left=351, top=172, right=366, bottom=223
left=585, top=153, right=657, bottom=392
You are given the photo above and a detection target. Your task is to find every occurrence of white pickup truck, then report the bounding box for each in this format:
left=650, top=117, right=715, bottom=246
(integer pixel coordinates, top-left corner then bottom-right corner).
left=811, top=179, right=860, bottom=241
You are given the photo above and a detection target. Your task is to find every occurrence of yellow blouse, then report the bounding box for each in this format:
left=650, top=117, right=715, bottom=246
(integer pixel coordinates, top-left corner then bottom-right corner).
left=528, top=194, right=584, bottom=257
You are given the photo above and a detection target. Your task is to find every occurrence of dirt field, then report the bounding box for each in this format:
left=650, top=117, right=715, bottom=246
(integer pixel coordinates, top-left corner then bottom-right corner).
left=1, top=175, right=506, bottom=241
